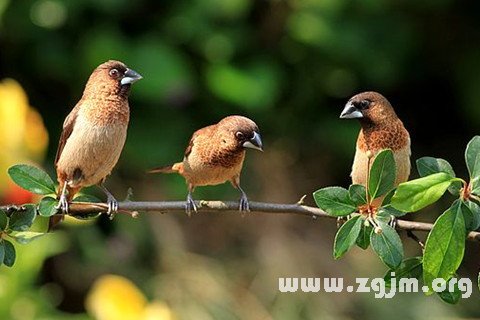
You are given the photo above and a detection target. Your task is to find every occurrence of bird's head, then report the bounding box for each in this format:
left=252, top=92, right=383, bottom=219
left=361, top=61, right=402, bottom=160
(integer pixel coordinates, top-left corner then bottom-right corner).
left=340, top=91, right=397, bottom=125
left=219, top=116, right=263, bottom=152
left=86, top=60, right=143, bottom=97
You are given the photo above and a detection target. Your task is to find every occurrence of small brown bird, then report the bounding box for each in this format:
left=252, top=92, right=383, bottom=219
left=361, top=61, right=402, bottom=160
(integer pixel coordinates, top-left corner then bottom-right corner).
left=149, top=115, right=263, bottom=215
left=55, top=60, right=142, bottom=218
left=340, top=91, right=411, bottom=202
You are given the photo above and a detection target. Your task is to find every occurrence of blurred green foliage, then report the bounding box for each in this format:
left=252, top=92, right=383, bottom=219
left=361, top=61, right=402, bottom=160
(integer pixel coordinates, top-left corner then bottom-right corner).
left=2, top=0, right=480, bottom=319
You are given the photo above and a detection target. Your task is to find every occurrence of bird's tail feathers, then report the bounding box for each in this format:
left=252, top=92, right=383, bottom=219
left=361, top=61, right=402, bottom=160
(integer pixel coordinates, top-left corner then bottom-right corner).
left=148, top=162, right=183, bottom=174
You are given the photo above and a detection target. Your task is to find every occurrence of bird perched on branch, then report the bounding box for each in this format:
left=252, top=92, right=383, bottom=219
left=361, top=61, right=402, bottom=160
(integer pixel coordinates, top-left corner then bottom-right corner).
left=340, top=91, right=411, bottom=201
left=149, top=115, right=263, bottom=215
left=54, top=60, right=142, bottom=223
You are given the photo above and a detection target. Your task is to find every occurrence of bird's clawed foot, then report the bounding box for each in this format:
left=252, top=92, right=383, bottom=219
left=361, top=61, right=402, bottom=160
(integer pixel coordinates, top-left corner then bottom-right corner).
left=106, top=194, right=119, bottom=220
left=237, top=184, right=251, bottom=215
left=388, top=215, right=397, bottom=229
left=185, top=192, right=197, bottom=217
left=239, top=192, right=250, bottom=213
left=56, top=183, right=69, bottom=214
left=56, top=192, right=69, bottom=214
left=99, top=183, right=119, bottom=219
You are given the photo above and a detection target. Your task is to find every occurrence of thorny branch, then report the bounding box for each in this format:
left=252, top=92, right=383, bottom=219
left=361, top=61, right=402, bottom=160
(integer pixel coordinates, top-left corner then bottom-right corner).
left=2, top=200, right=480, bottom=242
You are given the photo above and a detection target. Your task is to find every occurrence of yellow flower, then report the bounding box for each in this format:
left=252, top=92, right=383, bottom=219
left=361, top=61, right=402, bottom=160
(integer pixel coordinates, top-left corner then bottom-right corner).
left=0, top=79, right=49, bottom=193
left=86, top=275, right=175, bottom=320
left=143, top=301, right=176, bottom=320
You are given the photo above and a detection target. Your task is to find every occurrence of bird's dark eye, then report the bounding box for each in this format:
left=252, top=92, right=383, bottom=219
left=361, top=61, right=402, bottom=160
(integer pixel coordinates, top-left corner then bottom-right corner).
left=235, top=131, right=245, bottom=140
left=109, top=69, right=119, bottom=78
left=359, top=100, right=371, bottom=110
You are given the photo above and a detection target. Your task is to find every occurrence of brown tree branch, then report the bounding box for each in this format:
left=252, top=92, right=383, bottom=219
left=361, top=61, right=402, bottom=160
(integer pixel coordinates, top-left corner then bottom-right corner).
left=2, top=200, right=480, bottom=242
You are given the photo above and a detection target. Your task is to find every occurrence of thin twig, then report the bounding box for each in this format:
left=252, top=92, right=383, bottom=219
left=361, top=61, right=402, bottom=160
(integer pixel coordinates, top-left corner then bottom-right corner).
left=406, top=230, right=425, bottom=250
left=2, top=200, right=480, bottom=242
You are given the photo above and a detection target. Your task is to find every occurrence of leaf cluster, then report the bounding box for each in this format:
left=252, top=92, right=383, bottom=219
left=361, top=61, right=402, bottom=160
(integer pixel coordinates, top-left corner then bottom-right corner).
left=313, top=137, right=480, bottom=303
left=2, top=165, right=100, bottom=267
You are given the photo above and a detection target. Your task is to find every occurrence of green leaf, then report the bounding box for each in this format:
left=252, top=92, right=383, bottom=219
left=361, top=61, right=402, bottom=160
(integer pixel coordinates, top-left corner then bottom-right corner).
left=417, top=157, right=455, bottom=178
left=8, top=205, right=36, bottom=231
left=465, top=136, right=480, bottom=181
left=370, top=220, right=404, bottom=269
left=369, top=149, right=396, bottom=200
left=0, top=240, right=4, bottom=266
left=333, top=215, right=363, bottom=259
left=349, top=184, right=367, bottom=206
left=10, top=231, right=46, bottom=244
left=0, top=209, right=7, bottom=231
left=437, top=280, right=461, bottom=304
left=8, top=164, right=56, bottom=195
left=378, top=205, right=407, bottom=218
left=71, top=212, right=102, bottom=220
left=381, top=188, right=396, bottom=206
left=3, top=240, right=16, bottom=267
left=416, top=157, right=461, bottom=195
left=73, top=194, right=102, bottom=203
left=384, top=257, right=423, bottom=288
left=375, top=208, right=394, bottom=223
left=29, top=216, right=50, bottom=234
left=72, top=193, right=103, bottom=219
left=313, top=187, right=356, bottom=217
left=356, top=222, right=373, bottom=250
left=423, top=201, right=466, bottom=292
left=462, top=200, right=480, bottom=231
left=391, top=172, right=454, bottom=212
left=38, top=197, right=59, bottom=217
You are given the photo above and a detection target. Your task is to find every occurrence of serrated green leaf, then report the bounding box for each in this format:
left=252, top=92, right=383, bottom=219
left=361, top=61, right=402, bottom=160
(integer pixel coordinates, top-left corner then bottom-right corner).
left=370, top=220, right=404, bottom=269
left=10, top=231, right=46, bottom=244
left=349, top=184, right=367, bottom=206
left=369, top=149, right=396, bottom=200
left=357, top=222, right=373, bottom=250
left=462, top=200, right=480, bottom=231
left=437, top=280, right=461, bottom=304
left=391, top=172, right=454, bottom=212
left=3, top=240, right=16, bottom=267
left=0, top=240, right=4, bottom=266
left=466, top=136, right=480, bottom=183
left=334, top=215, right=363, bottom=259
left=8, top=164, right=56, bottom=195
left=313, top=187, right=356, bottom=217
left=384, top=257, right=423, bottom=288
left=8, top=205, right=36, bottom=231
left=0, top=209, right=7, bottom=231
left=416, top=157, right=461, bottom=195
left=38, top=197, right=58, bottom=217
left=423, top=200, right=466, bottom=292
left=417, top=157, right=455, bottom=178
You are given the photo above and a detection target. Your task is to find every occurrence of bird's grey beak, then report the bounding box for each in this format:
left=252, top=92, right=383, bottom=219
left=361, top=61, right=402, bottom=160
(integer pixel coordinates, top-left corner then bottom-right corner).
left=121, top=68, right=143, bottom=85
left=340, top=102, right=363, bottom=119
left=243, top=131, right=263, bottom=151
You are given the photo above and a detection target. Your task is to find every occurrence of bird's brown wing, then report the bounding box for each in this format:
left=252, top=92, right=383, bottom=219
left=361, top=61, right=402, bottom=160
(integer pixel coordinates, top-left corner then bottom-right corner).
left=184, top=126, right=213, bottom=159
left=184, top=133, right=197, bottom=159
left=54, top=105, right=80, bottom=167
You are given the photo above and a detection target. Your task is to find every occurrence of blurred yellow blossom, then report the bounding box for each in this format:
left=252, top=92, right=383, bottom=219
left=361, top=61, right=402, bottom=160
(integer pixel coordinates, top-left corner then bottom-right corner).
left=0, top=79, right=49, bottom=195
left=143, top=301, right=176, bottom=320
left=86, top=274, right=175, bottom=320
